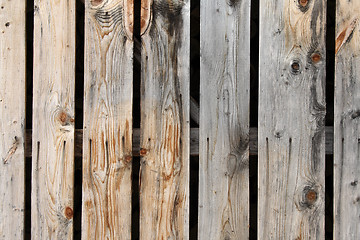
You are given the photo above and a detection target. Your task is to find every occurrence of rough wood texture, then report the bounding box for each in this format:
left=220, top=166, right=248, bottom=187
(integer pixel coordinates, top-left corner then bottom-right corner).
left=82, top=0, right=133, bottom=239
left=0, top=1, right=26, bottom=239
left=334, top=2, right=360, bottom=239
left=32, top=0, right=75, bottom=239
left=140, top=0, right=190, bottom=239
left=198, top=0, right=250, bottom=239
left=258, top=0, right=326, bottom=239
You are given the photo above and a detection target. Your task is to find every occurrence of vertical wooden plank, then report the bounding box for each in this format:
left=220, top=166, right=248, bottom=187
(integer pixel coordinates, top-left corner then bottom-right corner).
left=0, top=1, right=26, bottom=239
left=258, top=0, right=326, bottom=239
left=82, top=0, right=133, bottom=239
left=334, top=2, right=360, bottom=239
left=139, top=0, right=190, bottom=239
left=198, top=0, right=250, bottom=239
left=32, top=0, right=76, bottom=239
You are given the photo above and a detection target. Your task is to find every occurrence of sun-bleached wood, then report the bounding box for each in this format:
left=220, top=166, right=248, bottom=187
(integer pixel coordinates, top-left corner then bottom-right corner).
left=0, top=1, right=26, bottom=239
left=198, top=0, right=250, bottom=239
left=140, top=0, right=190, bottom=239
left=258, top=0, right=326, bottom=239
left=82, top=0, right=133, bottom=239
left=334, top=1, right=360, bottom=239
left=32, top=0, right=75, bottom=239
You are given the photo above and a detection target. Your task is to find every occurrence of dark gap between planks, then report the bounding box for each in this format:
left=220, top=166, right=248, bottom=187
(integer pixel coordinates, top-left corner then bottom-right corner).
left=132, top=0, right=141, bottom=239
left=24, top=0, right=34, bottom=239
left=325, top=0, right=335, bottom=238
left=73, top=0, right=85, bottom=239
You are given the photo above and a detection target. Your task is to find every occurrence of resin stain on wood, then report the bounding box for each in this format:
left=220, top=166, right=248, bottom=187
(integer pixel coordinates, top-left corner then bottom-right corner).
left=82, top=0, right=133, bottom=239
left=140, top=0, right=190, bottom=239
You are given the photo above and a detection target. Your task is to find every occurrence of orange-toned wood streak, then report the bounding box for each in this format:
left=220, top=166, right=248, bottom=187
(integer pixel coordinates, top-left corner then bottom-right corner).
left=0, top=1, right=26, bottom=239
left=82, top=0, right=133, bottom=239
left=258, top=0, right=326, bottom=238
left=140, top=0, right=190, bottom=239
left=334, top=1, right=360, bottom=239
left=32, top=0, right=76, bottom=239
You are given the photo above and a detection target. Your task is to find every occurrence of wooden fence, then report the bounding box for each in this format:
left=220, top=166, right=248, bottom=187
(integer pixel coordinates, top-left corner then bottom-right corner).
left=0, top=0, right=359, bottom=239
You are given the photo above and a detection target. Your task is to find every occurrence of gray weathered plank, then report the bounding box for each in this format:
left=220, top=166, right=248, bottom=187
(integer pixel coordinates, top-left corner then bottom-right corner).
left=198, top=0, right=250, bottom=239
left=258, top=0, right=326, bottom=238
left=0, top=1, right=26, bottom=239
left=32, top=0, right=76, bottom=239
left=139, top=0, right=190, bottom=239
left=334, top=1, right=360, bottom=239
left=82, top=0, right=133, bottom=238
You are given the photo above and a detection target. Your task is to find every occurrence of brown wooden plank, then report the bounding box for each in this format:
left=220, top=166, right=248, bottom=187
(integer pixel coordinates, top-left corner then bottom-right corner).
left=139, top=0, right=190, bottom=238
left=0, top=1, right=26, bottom=239
left=258, top=0, right=327, bottom=238
left=82, top=0, right=133, bottom=238
left=32, top=0, right=76, bottom=238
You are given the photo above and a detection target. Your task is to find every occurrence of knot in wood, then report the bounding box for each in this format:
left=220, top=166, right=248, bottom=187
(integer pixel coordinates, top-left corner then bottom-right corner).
left=299, top=0, right=308, bottom=7
left=311, top=53, right=321, bottom=63
left=305, top=189, right=317, bottom=205
left=57, top=111, right=74, bottom=126
left=290, top=60, right=301, bottom=74
left=65, top=206, right=73, bottom=219
left=140, top=148, right=147, bottom=156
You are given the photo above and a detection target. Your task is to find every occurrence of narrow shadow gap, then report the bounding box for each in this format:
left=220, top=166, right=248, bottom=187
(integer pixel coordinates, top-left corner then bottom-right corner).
left=189, top=0, right=200, bottom=239
left=250, top=0, right=259, bottom=128
left=73, top=1, right=85, bottom=239
left=325, top=0, right=335, bottom=239
left=132, top=0, right=141, bottom=239
left=24, top=0, right=34, bottom=239
left=249, top=155, right=258, bottom=240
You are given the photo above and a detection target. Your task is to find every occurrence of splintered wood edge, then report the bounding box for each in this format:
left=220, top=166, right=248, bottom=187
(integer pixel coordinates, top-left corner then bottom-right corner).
left=24, top=127, right=334, bottom=157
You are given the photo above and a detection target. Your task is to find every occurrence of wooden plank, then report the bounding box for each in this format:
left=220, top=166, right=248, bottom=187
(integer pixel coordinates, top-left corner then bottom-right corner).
left=139, top=0, right=190, bottom=239
left=32, top=0, right=76, bottom=239
left=82, top=0, right=133, bottom=239
left=198, top=0, right=250, bottom=239
left=334, top=2, right=360, bottom=239
left=258, top=0, right=326, bottom=238
left=0, top=1, right=26, bottom=239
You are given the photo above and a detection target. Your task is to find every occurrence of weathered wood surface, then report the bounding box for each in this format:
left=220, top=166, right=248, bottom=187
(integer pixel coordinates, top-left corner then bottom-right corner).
left=198, top=0, right=250, bottom=239
left=140, top=0, right=190, bottom=239
left=32, top=0, right=75, bottom=239
left=0, top=1, right=26, bottom=239
left=258, top=0, right=326, bottom=239
left=24, top=127, right=336, bottom=157
left=82, top=0, right=133, bottom=239
left=334, top=1, right=360, bottom=239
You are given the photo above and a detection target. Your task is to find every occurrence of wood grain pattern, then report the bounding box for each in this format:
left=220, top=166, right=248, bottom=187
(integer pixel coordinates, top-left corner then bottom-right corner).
left=258, top=0, right=326, bottom=238
left=24, top=127, right=336, bottom=157
left=32, top=0, right=75, bottom=239
left=82, top=0, right=133, bottom=239
left=198, top=0, right=250, bottom=239
left=334, top=1, right=360, bottom=239
left=0, top=1, right=26, bottom=239
left=140, top=0, right=190, bottom=239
